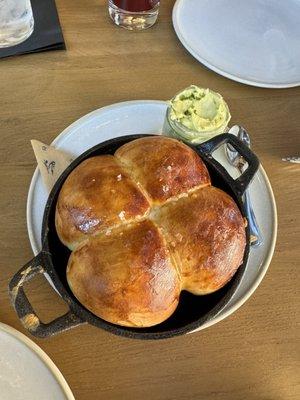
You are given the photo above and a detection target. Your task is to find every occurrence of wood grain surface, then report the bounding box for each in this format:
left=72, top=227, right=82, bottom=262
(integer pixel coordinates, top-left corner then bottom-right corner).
left=0, top=1, right=299, bottom=399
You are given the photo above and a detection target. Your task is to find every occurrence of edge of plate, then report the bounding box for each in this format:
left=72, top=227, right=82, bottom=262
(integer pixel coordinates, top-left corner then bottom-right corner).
left=0, top=323, right=75, bottom=400
left=172, top=0, right=300, bottom=89
left=192, top=165, right=278, bottom=332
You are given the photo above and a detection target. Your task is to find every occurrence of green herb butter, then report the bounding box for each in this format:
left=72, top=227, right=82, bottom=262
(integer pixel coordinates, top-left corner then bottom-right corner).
left=168, top=85, right=231, bottom=143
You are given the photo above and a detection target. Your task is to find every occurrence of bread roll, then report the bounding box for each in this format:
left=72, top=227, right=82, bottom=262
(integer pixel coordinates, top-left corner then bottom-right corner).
left=55, top=136, right=246, bottom=327
left=115, top=136, right=210, bottom=204
left=153, top=186, right=246, bottom=295
left=56, top=155, right=150, bottom=250
left=67, top=220, right=181, bottom=327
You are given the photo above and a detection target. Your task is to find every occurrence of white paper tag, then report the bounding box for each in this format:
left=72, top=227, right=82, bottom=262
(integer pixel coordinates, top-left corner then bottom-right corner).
left=31, top=140, right=74, bottom=192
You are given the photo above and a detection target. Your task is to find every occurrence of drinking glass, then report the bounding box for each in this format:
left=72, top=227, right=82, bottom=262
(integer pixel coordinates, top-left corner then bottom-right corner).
left=108, top=0, right=160, bottom=30
left=0, top=0, right=34, bottom=48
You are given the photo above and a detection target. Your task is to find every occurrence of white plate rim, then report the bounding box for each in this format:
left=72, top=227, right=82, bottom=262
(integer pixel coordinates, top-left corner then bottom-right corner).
left=172, top=0, right=300, bottom=89
left=26, top=100, right=277, bottom=332
left=0, top=322, right=75, bottom=399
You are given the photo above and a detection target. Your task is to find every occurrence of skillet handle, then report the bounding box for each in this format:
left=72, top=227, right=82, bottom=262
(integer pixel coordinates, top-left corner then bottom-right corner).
left=9, top=252, right=85, bottom=338
left=196, top=133, right=259, bottom=196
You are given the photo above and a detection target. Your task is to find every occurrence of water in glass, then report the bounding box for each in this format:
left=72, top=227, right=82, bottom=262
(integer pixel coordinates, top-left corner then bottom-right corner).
left=0, top=0, right=34, bottom=48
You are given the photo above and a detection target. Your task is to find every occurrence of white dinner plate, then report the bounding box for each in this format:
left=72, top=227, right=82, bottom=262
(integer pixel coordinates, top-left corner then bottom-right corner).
left=173, top=0, right=300, bottom=88
left=0, top=323, right=74, bottom=400
left=27, top=100, right=277, bottom=332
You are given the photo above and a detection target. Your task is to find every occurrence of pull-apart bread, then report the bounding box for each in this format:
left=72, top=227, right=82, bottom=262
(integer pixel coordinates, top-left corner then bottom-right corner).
left=56, top=136, right=246, bottom=327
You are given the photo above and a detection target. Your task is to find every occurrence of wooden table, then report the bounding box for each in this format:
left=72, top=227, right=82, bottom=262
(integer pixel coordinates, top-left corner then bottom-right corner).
left=1, top=1, right=299, bottom=399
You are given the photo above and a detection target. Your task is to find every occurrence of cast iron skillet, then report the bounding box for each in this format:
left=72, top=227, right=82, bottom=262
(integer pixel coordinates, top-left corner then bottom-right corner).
left=9, top=133, right=259, bottom=339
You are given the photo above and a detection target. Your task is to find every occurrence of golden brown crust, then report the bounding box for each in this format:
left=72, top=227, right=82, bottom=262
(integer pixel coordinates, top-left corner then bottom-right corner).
left=115, top=136, right=211, bottom=204
left=153, top=186, right=246, bottom=295
left=55, top=155, right=150, bottom=249
left=55, top=136, right=246, bottom=328
left=67, top=220, right=181, bottom=327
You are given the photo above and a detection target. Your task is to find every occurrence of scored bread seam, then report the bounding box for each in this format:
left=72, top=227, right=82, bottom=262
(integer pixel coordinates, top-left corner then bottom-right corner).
left=69, top=182, right=211, bottom=251
left=67, top=152, right=211, bottom=250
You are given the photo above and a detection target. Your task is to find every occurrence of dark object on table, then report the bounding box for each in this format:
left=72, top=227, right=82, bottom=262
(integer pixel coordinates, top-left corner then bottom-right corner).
left=0, top=0, right=65, bottom=59
left=9, top=133, right=259, bottom=339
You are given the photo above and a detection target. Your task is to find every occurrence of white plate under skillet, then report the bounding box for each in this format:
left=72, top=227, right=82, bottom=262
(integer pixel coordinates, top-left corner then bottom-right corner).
left=0, top=323, right=74, bottom=400
left=173, top=0, right=300, bottom=88
left=27, top=101, right=277, bottom=332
